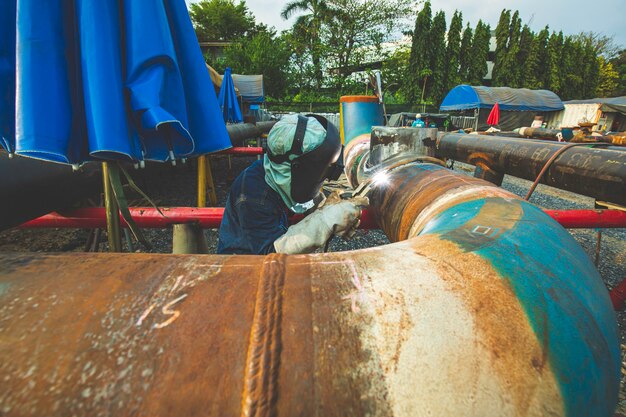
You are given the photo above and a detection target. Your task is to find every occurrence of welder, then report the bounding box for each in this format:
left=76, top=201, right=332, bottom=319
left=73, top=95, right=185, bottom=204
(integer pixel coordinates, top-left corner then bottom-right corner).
left=217, top=114, right=368, bottom=255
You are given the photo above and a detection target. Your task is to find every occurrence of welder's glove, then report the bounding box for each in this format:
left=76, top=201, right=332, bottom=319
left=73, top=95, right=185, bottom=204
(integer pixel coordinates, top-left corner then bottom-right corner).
left=274, top=193, right=369, bottom=254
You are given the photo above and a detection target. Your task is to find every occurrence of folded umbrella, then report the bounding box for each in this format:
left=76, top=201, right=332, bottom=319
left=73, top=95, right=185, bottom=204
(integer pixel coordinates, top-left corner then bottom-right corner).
left=1, top=0, right=231, bottom=165
left=0, top=0, right=15, bottom=154
left=217, top=67, right=243, bottom=124
left=486, top=102, right=500, bottom=127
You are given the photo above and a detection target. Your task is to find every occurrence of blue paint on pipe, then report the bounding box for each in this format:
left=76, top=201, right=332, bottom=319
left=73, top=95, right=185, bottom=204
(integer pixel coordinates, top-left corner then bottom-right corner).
left=420, top=197, right=620, bottom=416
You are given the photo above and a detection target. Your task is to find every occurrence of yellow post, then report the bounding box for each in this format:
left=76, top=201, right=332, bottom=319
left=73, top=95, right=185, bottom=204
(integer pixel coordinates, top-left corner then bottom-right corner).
left=197, top=155, right=207, bottom=207
left=102, top=162, right=122, bottom=252
left=206, top=157, right=218, bottom=206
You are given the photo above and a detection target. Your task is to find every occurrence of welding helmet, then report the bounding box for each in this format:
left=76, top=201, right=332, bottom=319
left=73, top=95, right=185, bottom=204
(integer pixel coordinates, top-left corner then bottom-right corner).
left=266, top=114, right=343, bottom=203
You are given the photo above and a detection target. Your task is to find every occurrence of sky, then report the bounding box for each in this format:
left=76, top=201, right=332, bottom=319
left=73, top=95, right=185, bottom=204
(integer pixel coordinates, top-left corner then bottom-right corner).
left=187, top=0, right=626, bottom=49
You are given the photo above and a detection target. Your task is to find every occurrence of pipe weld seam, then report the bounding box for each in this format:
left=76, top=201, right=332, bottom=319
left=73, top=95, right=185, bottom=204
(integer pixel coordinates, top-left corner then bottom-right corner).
left=408, top=185, right=518, bottom=239
left=241, top=253, right=286, bottom=417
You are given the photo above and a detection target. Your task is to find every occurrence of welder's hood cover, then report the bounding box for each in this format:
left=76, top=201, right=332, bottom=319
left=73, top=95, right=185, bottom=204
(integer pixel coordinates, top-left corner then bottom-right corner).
left=264, top=114, right=341, bottom=210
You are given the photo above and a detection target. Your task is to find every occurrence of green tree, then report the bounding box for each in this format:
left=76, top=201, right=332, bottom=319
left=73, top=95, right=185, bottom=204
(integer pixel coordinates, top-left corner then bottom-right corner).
left=559, top=37, right=581, bottom=99
left=523, top=26, right=549, bottom=89
left=610, top=49, right=626, bottom=96
left=596, top=56, right=620, bottom=97
left=189, top=0, right=256, bottom=41
left=516, top=25, right=533, bottom=84
left=558, top=34, right=600, bottom=99
left=467, top=20, right=490, bottom=85
left=407, top=1, right=432, bottom=103
left=504, top=11, right=521, bottom=87
left=573, top=32, right=621, bottom=60
left=382, top=46, right=411, bottom=98
left=458, top=24, right=473, bottom=82
left=429, top=11, right=447, bottom=105
left=323, top=0, right=411, bottom=89
left=546, top=31, right=564, bottom=94
left=492, top=9, right=511, bottom=86
left=445, top=11, right=463, bottom=92
left=581, top=43, right=600, bottom=98
left=281, top=0, right=331, bottom=88
left=222, top=29, right=292, bottom=97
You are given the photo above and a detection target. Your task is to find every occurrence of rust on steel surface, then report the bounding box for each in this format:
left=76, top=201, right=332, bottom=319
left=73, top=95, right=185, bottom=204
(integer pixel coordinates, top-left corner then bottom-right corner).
left=0, top=251, right=395, bottom=416
left=0, top=253, right=259, bottom=416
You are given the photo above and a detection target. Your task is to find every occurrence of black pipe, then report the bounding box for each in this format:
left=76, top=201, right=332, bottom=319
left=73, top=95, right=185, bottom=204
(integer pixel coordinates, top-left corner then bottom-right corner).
left=436, top=133, right=626, bottom=205
left=0, top=152, right=101, bottom=231
left=226, top=121, right=276, bottom=146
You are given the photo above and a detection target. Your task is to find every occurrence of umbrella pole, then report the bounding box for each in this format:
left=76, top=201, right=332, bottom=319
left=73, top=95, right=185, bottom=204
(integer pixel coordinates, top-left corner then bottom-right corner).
left=102, top=162, right=122, bottom=252
left=197, top=155, right=207, bottom=207
left=198, top=155, right=217, bottom=207
left=206, top=157, right=218, bottom=206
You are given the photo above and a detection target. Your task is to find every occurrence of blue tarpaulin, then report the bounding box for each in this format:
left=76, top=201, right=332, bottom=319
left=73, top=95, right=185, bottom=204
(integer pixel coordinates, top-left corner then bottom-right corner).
left=217, top=67, right=243, bottom=123
left=440, top=85, right=564, bottom=112
left=0, top=0, right=231, bottom=165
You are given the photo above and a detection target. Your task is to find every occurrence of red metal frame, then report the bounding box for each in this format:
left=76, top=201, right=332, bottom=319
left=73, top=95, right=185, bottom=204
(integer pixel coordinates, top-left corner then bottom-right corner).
left=21, top=207, right=379, bottom=230
left=543, top=209, right=626, bottom=229
left=20, top=208, right=626, bottom=230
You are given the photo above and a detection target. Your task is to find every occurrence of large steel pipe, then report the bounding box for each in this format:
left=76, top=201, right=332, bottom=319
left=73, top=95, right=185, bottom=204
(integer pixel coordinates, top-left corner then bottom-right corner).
left=0, top=145, right=620, bottom=415
left=436, top=133, right=626, bottom=205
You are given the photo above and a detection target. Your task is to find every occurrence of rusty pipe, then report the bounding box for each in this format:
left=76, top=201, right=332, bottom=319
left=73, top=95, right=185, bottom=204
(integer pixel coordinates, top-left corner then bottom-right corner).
left=0, top=135, right=620, bottom=416
left=518, top=127, right=564, bottom=141
left=436, top=133, right=626, bottom=205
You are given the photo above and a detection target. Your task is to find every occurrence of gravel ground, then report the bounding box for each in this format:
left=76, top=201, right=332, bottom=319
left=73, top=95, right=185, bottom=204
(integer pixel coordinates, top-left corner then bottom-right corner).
left=0, top=155, right=624, bottom=408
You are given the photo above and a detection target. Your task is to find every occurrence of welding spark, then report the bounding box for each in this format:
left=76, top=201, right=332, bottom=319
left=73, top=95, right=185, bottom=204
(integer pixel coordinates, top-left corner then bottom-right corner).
left=371, top=170, right=390, bottom=187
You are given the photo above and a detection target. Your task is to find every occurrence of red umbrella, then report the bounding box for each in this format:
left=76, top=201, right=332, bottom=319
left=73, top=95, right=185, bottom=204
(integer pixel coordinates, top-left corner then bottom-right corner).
left=487, top=102, right=500, bottom=126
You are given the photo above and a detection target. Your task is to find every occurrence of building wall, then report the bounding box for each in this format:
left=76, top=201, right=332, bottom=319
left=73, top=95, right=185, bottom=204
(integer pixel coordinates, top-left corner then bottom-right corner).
left=545, top=103, right=601, bottom=129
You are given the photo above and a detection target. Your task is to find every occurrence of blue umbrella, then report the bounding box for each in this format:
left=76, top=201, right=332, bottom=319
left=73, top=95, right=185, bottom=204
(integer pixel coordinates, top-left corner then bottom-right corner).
left=0, top=0, right=15, bottom=155
left=0, top=0, right=232, bottom=165
left=217, top=67, right=243, bottom=124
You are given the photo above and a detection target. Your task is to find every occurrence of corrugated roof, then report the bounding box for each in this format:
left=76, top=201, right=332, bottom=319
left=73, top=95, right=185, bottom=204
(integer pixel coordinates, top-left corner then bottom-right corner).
left=565, top=96, right=626, bottom=105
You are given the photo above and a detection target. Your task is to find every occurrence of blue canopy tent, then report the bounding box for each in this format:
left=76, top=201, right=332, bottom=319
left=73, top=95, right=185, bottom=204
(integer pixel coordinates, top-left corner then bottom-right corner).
left=217, top=67, right=243, bottom=124
left=0, top=0, right=231, bottom=165
left=440, top=85, right=564, bottom=131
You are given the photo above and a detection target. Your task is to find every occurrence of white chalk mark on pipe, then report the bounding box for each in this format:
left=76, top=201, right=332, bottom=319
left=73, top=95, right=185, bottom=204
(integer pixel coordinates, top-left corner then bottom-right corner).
left=169, top=275, right=184, bottom=295
left=153, top=294, right=188, bottom=329
left=136, top=304, right=156, bottom=327
left=342, top=261, right=367, bottom=313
